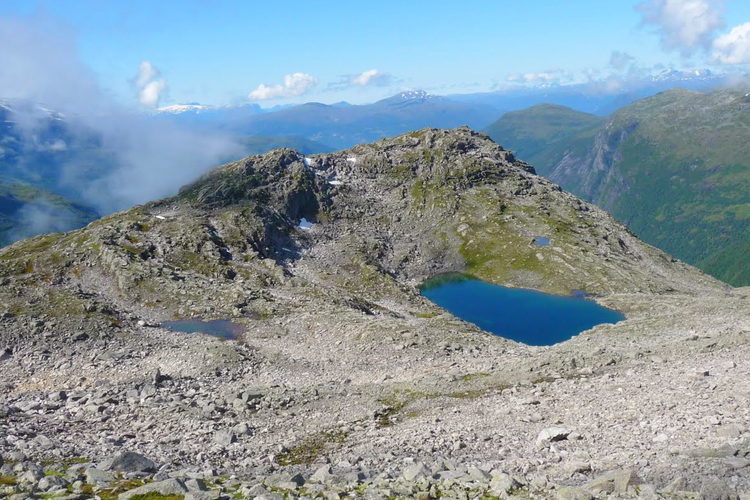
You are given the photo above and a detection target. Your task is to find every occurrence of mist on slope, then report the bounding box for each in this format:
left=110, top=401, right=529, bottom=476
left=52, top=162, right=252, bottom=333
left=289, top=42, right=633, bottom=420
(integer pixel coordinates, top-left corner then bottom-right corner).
left=0, top=14, right=243, bottom=218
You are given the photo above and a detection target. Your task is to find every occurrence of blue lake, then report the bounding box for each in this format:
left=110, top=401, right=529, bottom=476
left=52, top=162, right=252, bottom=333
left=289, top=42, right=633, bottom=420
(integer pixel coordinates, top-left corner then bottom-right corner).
left=420, top=274, right=624, bottom=346
left=161, top=319, right=244, bottom=340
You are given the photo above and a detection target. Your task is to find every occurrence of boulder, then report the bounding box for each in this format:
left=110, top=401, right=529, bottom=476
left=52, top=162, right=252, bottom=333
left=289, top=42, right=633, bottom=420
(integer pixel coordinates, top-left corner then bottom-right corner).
left=118, top=478, right=188, bottom=500
left=105, top=451, right=156, bottom=473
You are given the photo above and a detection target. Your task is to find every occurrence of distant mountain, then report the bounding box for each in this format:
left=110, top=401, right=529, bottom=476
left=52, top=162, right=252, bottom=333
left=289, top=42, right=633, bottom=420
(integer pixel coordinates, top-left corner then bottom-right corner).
left=158, top=90, right=500, bottom=149
left=0, top=180, right=98, bottom=246
left=452, top=69, right=723, bottom=116
left=483, top=104, right=603, bottom=172
left=484, top=87, right=750, bottom=286
left=239, top=135, right=332, bottom=155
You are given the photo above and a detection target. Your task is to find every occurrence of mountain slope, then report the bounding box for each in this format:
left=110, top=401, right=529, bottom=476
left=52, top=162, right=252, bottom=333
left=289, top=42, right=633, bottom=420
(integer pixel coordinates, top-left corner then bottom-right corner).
left=162, top=91, right=500, bottom=149
left=484, top=89, right=750, bottom=286
left=0, top=180, right=98, bottom=246
left=483, top=104, right=603, bottom=176
left=1, top=128, right=746, bottom=496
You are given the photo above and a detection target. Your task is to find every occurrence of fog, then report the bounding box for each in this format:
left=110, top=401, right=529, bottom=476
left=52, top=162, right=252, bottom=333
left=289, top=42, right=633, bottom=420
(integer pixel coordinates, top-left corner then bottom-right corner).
left=0, top=14, right=243, bottom=215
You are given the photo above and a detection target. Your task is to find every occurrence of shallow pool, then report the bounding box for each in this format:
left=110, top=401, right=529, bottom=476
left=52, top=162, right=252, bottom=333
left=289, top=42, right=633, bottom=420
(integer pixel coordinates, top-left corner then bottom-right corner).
left=420, top=274, right=624, bottom=346
left=161, top=319, right=244, bottom=340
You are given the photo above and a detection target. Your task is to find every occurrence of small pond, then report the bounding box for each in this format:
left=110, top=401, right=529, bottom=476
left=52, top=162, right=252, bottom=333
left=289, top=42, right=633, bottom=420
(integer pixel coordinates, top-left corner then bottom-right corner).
left=299, top=218, right=313, bottom=229
left=420, top=274, right=624, bottom=346
left=533, top=236, right=550, bottom=246
left=161, top=319, right=245, bottom=340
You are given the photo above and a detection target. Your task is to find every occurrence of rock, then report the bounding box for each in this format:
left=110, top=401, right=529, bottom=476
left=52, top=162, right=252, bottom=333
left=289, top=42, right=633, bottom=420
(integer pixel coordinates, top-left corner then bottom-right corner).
left=85, top=468, right=115, bottom=486
left=584, top=470, right=640, bottom=495
left=106, top=451, right=156, bottom=473
left=185, top=491, right=222, bottom=500
left=38, top=475, right=69, bottom=491
left=536, top=427, right=572, bottom=446
left=403, top=462, right=430, bottom=481
left=310, top=465, right=334, bottom=483
left=214, top=429, right=236, bottom=446
left=467, top=466, right=491, bottom=482
left=118, top=478, right=188, bottom=500
left=555, top=486, right=594, bottom=500
left=489, top=472, right=522, bottom=495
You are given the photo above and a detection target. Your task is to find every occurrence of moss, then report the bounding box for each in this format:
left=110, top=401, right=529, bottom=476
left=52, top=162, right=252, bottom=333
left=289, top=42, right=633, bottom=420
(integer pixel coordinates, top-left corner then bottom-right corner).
left=277, top=430, right=348, bottom=466
left=0, top=475, right=17, bottom=485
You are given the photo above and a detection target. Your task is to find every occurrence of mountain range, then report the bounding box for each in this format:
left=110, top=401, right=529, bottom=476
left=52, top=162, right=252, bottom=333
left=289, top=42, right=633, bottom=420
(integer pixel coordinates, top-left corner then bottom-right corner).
left=485, top=87, right=750, bottom=286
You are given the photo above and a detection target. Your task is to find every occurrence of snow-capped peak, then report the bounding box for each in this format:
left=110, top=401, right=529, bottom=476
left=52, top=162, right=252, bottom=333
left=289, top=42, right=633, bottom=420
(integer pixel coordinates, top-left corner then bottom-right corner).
left=156, top=103, right=212, bottom=114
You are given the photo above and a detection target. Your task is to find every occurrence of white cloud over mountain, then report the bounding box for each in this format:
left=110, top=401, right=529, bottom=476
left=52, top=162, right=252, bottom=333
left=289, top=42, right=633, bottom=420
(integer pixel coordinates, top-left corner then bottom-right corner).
left=350, top=69, right=392, bottom=87
left=248, top=73, right=317, bottom=100
left=133, top=61, right=167, bottom=108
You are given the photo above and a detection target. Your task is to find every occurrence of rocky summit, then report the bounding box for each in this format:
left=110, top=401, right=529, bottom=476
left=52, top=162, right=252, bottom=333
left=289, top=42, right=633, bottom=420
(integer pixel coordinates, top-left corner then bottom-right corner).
left=0, top=127, right=749, bottom=499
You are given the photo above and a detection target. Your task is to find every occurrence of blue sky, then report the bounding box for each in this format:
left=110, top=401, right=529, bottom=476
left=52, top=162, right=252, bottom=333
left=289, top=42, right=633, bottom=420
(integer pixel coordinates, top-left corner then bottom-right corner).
left=2, top=0, right=750, bottom=108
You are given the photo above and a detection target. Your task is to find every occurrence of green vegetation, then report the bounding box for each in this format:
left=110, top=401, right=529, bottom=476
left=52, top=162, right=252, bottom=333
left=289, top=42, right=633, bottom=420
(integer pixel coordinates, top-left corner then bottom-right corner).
left=276, top=430, right=349, bottom=465
left=484, top=90, right=750, bottom=286
left=483, top=104, right=603, bottom=177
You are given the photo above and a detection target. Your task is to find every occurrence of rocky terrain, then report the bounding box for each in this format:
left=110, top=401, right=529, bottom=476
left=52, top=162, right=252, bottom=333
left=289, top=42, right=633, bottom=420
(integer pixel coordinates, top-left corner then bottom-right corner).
left=0, top=127, right=748, bottom=499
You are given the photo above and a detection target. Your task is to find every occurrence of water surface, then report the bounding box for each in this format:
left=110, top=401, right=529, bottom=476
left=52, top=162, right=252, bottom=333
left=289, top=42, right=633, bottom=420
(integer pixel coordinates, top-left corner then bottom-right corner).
left=161, top=319, right=244, bottom=340
left=420, top=274, right=624, bottom=346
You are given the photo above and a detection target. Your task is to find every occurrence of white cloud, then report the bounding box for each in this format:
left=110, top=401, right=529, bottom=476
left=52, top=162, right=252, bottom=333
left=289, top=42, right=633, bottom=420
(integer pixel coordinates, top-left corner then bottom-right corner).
left=637, top=0, right=723, bottom=55
left=505, top=70, right=570, bottom=85
left=133, top=61, right=167, bottom=107
left=350, top=69, right=392, bottom=87
left=248, top=73, right=317, bottom=101
left=609, top=51, right=636, bottom=70
left=713, top=22, right=750, bottom=64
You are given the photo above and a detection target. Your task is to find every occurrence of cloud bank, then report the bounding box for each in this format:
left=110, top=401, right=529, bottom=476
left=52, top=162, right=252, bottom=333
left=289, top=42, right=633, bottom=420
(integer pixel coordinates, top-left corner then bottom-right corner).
left=713, top=22, right=750, bottom=64
left=0, top=13, right=242, bottom=216
left=248, top=73, right=317, bottom=100
left=637, top=0, right=724, bottom=55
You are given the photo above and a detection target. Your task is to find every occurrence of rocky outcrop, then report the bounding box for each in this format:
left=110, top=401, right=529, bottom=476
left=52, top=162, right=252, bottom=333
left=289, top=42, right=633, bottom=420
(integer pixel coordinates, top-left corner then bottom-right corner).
left=0, top=127, right=748, bottom=497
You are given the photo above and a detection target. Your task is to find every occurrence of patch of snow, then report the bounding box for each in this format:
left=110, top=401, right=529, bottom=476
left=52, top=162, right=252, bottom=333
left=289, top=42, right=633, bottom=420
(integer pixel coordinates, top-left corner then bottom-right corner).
left=157, top=104, right=211, bottom=114
left=346, top=157, right=357, bottom=164
left=299, top=218, right=313, bottom=230
left=154, top=215, right=166, bottom=220
left=303, top=157, right=313, bottom=167
left=329, top=180, right=343, bottom=186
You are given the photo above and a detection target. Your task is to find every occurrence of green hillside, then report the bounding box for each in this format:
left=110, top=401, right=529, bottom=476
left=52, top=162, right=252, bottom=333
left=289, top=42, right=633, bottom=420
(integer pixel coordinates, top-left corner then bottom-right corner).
left=483, top=104, right=603, bottom=176
left=0, top=180, right=99, bottom=246
left=483, top=89, right=750, bottom=286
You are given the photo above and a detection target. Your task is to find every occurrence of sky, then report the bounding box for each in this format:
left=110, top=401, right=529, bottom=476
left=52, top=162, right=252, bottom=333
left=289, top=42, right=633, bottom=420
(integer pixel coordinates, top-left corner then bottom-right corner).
left=1, top=0, right=750, bottom=109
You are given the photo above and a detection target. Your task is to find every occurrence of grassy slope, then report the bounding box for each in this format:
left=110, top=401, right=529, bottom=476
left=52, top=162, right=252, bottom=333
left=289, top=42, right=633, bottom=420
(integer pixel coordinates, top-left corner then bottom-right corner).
left=483, top=91, right=750, bottom=286
left=482, top=104, right=603, bottom=176
left=602, top=89, right=750, bottom=285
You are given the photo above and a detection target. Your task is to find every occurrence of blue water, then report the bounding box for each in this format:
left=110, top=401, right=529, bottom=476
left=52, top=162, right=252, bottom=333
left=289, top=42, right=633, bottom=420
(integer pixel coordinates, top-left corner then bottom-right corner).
left=533, top=236, right=550, bottom=246
left=161, top=319, right=244, bottom=340
left=420, top=275, right=624, bottom=346
left=299, top=218, right=313, bottom=229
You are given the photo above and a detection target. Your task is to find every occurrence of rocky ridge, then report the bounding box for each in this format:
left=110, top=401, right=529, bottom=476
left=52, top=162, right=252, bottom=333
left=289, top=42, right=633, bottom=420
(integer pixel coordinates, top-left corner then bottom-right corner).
left=0, top=127, right=748, bottom=498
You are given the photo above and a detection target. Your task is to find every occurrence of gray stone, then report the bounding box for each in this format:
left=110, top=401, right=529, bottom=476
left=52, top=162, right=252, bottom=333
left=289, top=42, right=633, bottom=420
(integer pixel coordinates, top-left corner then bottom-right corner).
left=556, top=486, right=594, bottom=500
left=536, top=427, right=572, bottom=446
left=489, top=472, right=521, bottom=496
left=402, top=462, right=429, bottom=481
left=213, top=429, right=236, bottom=446
left=38, top=475, right=69, bottom=491
left=106, top=451, right=156, bottom=473
left=310, top=465, right=334, bottom=483
left=85, top=467, right=115, bottom=486
left=118, top=478, right=188, bottom=500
